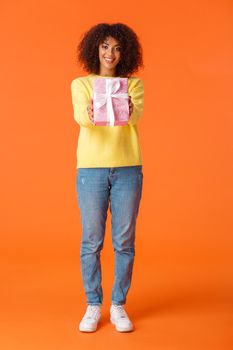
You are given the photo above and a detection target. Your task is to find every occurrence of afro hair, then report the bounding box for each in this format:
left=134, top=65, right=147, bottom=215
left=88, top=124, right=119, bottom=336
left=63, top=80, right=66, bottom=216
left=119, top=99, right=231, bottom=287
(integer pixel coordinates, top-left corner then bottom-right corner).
left=76, top=22, right=144, bottom=77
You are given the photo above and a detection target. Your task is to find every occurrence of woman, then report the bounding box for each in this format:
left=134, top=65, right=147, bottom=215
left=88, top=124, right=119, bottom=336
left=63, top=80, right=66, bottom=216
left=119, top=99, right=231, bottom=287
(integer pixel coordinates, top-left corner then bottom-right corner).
left=71, top=22, right=144, bottom=333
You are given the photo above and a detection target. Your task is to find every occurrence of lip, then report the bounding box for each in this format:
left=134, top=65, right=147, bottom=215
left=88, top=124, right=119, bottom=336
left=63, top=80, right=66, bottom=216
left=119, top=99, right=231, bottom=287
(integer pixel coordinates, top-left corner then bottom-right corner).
left=104, top=57, right=115, bottom=63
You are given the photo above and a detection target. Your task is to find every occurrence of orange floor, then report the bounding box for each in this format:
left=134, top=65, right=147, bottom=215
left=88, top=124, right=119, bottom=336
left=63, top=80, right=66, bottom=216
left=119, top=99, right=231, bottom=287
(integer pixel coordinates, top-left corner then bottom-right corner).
left=1, top=221, right=232, bottom=350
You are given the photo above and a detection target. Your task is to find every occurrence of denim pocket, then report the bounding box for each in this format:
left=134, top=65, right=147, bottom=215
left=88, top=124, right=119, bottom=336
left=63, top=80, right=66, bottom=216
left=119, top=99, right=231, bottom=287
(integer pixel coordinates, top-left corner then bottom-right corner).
left=138, top=172, right=143, bottom=198
left=77, top=173, right=86, bottom=187
left=76, top=170, right=86, bottom=193
left=138, top=172, right=143, bottom=182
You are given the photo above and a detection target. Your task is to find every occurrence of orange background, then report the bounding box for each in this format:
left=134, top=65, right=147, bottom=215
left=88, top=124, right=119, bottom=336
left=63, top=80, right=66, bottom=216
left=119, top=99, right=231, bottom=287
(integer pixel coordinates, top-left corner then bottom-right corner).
left=1, top=0, right=233, bottom=349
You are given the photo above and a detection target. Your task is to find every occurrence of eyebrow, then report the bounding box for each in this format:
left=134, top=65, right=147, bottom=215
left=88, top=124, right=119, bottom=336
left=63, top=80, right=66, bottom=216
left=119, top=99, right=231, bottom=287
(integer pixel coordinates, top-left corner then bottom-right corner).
left=103, top=41, right=121, bottom=47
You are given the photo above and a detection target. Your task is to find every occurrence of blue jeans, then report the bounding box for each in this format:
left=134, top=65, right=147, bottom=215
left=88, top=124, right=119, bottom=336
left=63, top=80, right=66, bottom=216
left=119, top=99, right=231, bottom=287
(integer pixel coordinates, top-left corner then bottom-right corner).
left=76, top=165, right=143, bottom=306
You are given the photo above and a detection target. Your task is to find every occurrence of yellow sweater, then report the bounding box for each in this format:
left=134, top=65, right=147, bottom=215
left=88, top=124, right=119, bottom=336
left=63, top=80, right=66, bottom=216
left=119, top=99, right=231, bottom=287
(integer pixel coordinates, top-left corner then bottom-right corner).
left=70, top=73, right=144, bottom=168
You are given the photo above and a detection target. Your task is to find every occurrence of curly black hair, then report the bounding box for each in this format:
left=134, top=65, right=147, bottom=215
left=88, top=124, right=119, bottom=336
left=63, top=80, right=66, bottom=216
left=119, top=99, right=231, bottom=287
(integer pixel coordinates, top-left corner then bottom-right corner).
left=76, top=23, right=144, bottom=77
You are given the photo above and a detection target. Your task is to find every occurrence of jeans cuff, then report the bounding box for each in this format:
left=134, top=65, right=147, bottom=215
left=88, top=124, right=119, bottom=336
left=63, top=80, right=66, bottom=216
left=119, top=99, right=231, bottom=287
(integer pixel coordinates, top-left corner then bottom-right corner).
left=111, top=301, right=125, bottom=306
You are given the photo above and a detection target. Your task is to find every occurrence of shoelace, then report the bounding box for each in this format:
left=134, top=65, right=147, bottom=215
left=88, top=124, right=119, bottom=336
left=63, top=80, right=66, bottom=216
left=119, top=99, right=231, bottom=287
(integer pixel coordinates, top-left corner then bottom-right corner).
left=84, top=305, right=100, bottom=320
left=112, top=305, right=128, bottom=319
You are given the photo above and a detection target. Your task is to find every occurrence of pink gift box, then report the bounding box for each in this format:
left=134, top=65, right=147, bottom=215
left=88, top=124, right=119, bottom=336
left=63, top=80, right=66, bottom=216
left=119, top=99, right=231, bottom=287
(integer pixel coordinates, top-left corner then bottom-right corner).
left=92, top=78, right=129, bottom=126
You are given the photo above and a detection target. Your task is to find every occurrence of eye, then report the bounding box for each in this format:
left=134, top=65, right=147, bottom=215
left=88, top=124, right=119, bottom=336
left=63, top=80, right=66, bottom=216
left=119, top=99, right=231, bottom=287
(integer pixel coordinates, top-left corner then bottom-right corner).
left=102, top=44, right=108, bottom=49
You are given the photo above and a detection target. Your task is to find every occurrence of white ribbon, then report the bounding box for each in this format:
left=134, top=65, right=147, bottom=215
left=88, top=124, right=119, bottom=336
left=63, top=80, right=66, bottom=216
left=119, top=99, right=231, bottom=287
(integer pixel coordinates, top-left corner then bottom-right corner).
left=94, top=79, right=128, bottom=126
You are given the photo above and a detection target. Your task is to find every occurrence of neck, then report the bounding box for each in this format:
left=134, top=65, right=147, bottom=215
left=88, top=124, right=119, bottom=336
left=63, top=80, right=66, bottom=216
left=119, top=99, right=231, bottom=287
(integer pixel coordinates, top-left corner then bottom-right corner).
left=97, top=68, right=116, bottom=77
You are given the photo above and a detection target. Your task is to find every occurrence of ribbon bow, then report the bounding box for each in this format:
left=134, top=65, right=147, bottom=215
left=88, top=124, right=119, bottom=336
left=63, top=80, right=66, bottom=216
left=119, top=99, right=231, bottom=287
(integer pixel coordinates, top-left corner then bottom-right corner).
left=94, top=79, right=128, bottom=126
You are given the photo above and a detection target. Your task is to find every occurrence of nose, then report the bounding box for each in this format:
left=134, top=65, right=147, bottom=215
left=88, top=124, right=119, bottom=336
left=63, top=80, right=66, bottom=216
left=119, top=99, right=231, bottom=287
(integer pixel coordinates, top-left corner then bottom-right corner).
left=106, top=47, right=115, bottom=56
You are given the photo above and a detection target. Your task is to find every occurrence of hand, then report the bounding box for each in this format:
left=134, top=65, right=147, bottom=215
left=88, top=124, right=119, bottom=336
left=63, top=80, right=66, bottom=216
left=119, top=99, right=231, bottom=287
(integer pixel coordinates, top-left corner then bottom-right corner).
left=87, top=98, right=94, bottom=124
left=129, top=96, right=134, bottom=116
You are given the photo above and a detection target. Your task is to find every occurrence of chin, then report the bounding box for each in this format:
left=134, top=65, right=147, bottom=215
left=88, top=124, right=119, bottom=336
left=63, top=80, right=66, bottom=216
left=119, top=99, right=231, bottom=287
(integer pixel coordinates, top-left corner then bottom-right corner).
left=103, top=63, right=116, bottom=68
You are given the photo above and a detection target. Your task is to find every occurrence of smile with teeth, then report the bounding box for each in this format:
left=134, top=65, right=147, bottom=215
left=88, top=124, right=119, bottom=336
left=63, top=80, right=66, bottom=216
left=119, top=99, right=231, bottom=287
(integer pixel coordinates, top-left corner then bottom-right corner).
left=104, top=57, right=115, bottom=63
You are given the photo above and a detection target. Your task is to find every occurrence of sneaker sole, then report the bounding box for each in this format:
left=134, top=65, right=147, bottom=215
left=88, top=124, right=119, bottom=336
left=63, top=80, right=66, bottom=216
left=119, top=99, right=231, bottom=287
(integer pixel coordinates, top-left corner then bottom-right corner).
left=110, top=317, right=134, bottom=332
left=79, top=320, right=100, bottom=333
left=79, top=325, right=98, bottom=332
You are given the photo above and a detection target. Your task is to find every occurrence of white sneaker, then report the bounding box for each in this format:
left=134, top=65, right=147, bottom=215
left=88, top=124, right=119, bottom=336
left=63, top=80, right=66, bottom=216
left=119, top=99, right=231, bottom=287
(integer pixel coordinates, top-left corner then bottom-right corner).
left=110, top=304, right=134, bottom=332
left=79, top=305, right=101, bottom=332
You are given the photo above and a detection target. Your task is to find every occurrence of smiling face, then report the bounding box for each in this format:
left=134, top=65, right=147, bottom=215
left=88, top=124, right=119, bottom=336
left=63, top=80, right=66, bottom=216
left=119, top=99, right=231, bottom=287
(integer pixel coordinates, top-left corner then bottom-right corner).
left=98, top=36, right=121, bottom=76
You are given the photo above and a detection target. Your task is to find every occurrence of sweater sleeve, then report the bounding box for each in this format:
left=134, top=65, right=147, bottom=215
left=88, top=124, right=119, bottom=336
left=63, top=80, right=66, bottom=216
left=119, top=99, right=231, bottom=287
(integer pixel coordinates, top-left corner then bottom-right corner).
left=128, top=78, right=144, bottom=126
left=70, top=78, right=94, bottom=128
